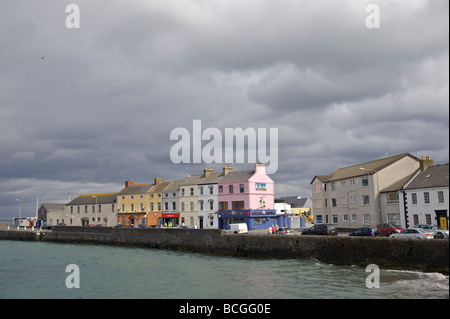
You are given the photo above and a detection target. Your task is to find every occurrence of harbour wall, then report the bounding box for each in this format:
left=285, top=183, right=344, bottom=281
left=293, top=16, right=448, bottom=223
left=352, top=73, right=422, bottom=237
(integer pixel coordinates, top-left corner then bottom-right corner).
left=1, top=226, right=448, bottom=274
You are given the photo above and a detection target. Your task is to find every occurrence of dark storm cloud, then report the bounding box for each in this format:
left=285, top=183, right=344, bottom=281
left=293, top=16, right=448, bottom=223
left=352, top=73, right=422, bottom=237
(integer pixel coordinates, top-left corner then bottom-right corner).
left=0, top=0, right=448, bottom=217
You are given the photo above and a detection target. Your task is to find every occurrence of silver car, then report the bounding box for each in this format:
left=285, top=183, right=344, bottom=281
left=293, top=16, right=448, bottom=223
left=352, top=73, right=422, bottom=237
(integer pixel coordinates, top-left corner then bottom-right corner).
left=390, top=228, right=435, bottom=239
left=414, top=225, right=449, bottom=239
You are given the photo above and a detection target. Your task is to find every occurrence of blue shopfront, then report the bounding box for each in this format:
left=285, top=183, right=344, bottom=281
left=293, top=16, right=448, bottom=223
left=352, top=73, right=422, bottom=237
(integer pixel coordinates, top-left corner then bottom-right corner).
left=217, top=210, right=291, bottom=231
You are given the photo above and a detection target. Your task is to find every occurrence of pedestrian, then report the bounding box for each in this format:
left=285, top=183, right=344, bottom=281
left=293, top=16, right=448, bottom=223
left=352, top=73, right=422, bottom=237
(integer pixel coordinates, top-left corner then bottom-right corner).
left=268, top=225, right=272, bottom=235
left=272, top=225, right=276, bottom=234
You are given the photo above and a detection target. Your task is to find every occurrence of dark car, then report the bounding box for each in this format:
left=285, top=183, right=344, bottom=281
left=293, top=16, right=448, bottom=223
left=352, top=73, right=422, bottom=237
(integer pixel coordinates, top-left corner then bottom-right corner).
left=376, top=223, right=403, bottom=237
left=348, top=227, right=381, bottom=237
left=301, top=224, right=338, bottom=236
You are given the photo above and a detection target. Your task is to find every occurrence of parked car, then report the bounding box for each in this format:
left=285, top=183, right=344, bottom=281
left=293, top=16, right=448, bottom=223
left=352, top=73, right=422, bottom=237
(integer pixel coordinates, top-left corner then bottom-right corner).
left=114, top=224, right=126, bottom=228
left=390, top=228, right=435, bottom=239
left=348, top=227, right=381, bottom=237
left=276, top=227, right=294, bottom=235
left=225, top=223, right=248, bottom=234
left=301, top=224, right=338, bottom=236
left=413, top=224, right=449, bottom=239
left=376, top=223, right=403, bottom=236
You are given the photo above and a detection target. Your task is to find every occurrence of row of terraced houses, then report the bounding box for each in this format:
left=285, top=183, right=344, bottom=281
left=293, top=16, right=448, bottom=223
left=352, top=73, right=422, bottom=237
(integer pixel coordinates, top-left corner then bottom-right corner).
left=42, top=153, right=449, bottom=230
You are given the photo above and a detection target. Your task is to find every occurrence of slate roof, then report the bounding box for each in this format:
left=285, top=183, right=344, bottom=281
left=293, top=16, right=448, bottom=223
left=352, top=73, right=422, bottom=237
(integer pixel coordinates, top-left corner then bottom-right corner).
left=67, top=193, right=118, bottom=205
left=404, top=164, right=449, bottom=190
left=311, top=153, right=419, bottom=184
left=117, top=183, right=155, bottom=195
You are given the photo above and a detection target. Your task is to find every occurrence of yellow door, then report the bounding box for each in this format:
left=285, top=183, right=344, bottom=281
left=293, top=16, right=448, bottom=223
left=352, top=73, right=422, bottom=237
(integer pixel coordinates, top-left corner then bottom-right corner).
left=439, top=217, right=448, bottom=230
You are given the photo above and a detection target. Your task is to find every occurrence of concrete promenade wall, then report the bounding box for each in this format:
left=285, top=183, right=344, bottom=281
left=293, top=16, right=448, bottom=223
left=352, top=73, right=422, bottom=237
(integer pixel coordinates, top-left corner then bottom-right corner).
left=1, top=226, right=448, bottom=274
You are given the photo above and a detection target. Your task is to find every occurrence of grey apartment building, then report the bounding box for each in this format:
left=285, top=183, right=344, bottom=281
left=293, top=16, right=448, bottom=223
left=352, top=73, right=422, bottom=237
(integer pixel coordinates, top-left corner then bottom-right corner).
left=311, top=153, right=422, bottom=229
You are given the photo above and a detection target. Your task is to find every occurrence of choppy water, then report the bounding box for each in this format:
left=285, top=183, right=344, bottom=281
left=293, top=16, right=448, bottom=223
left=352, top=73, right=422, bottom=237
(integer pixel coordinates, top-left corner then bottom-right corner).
left=0, top=240, right=448, bottom=299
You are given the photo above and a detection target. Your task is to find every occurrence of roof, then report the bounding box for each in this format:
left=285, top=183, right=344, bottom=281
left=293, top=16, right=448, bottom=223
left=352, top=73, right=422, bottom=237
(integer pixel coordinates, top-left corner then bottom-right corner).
left=275, top=196, right=310, bottom=208
left=162, top=180, right=187, bottom=192
left=149, top=181, right=172, bottom=193
left=118, top=183, right=155, bottom=195
left=40, top=203, right=66, bottom=210
left=311, top=153, right=419, bottom=184
left=218, top=169, right=255, bottom=183
left=404, top=164, right=449, bottom=190
left=67, top=193, right=118, bottom=205
left=380, top=170, right=420, bottom=193
left=181, top=172, right=225, bottom=186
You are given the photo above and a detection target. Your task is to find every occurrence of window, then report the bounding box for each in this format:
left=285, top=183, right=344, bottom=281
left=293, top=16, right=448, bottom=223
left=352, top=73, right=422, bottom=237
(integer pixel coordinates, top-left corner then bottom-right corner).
left=190, top=201, right=194, bottom=211
left=209, top=200, right=214, bottom=210
left=331, top=182, right=336, bottom=191
left=150, top=203, right=154, bottom=211
left=219, top=185, right=223, bottom=193
left=190, top=188, right=194, bottom=196
left=424, top=192, right=430, bottom=204
left=190, top=217, right=194, bottom=226
left=181, top=202, right=185, bottom=211
left=121, top=204, right=125, bottom=212
left=157, top=202, right=161, bottom=211
left=240, top=184, right=245, bottom=193
left=332, top=198, right=337, bottom=207
left=438, top=191, right=445, bottom=204
left=386, top=192, right=399, bottom=204
left=362, top=177, right=369, bottom=187
left=341, top=180, right=346, bottom=187
left=199, top=201, right=204, bottom=211
left=314, top=183, right=321, bottom=193
left=413, top=214, right=419, bottom=225
left=315, top=199, right=322, bottom=209
left=343, top=214, right=348, bottom=221
left=352, top=214, right=357, bottom=221
left=209, top=186, right=214, bottom=195
left=140, top=203, right=144, bottom=211
left=172, top=202, right=176, bottom=210
left=164, top=202, right=168, bottom=211
left=229, top=185, right=234, bottom=193
left=350, top=178, right=357, bottom=186
left=363, top=195, right=370, bottom=205
left=426, top=214, right=432, bottom=225
left=181, top=188, right=185, bottom=196
left=199, top=187, right=204, bottom=195
left=341, top=197, right=347, bottom=205
left=232, top=201, right=244, bottom=210
left=411, top=193, right=417, bottom=205
left=350, top=196, right=356, bottom=204
left=363, top=214, right=371, bottom=225
left=316, top=215, right=323, bottom=224
left=130, top=204, right=134, bottom=212
left=219, top=201, right=228, bottom=210
left=332, top=215, right=338, bottom=224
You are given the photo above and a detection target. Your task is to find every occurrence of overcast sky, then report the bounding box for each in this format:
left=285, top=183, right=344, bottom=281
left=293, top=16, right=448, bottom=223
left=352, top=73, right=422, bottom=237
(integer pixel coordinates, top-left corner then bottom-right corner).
left=0, top=0, right=448, bottom=219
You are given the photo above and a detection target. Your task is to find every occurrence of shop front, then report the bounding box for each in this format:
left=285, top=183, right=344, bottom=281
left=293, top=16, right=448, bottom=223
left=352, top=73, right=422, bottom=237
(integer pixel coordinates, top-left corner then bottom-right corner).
left=217, top=209, right=287, bottom=231
left=162, top=213, right=180, bottom=227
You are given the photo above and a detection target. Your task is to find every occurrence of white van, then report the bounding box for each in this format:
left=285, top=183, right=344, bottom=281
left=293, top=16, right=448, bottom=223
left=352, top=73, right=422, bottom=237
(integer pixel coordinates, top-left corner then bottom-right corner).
left=225, top=223, right=248, bottom=234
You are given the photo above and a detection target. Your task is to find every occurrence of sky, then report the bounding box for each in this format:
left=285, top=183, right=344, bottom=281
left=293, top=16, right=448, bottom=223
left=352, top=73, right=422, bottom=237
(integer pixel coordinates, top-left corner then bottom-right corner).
left=0, top=0, right=448, bottom=219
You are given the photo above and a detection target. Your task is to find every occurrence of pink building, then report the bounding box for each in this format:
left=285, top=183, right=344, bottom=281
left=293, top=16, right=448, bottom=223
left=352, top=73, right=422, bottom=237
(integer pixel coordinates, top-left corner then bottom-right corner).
left=218, top=163, right=274, bottom=211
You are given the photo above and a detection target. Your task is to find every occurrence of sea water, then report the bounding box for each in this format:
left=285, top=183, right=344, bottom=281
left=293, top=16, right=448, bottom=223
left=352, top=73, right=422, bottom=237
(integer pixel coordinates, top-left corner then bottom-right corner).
left=0, top=240, right=448, bottom=299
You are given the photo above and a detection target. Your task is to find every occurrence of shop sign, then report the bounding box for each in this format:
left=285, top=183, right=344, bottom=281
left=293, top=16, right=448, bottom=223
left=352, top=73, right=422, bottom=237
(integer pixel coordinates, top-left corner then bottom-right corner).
left=255, top=183, right=266, bottom=191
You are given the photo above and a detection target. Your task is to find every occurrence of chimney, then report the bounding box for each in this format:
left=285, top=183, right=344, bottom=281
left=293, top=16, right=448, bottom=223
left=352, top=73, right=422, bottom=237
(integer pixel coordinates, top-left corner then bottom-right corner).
left=255, top=163, right=265, bottom=174
left=420, top=156, right=433, bottom=171
left=223, top=166, right=233, bottom=176
left=203, top=168, right=214, bottom=177
left=125, top=180, right=134, bottom=187
left=154, top=178, right=163, bottom=185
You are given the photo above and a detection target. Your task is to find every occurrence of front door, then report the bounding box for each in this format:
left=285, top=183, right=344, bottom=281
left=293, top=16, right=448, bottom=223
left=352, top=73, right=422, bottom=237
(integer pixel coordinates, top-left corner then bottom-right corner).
left=436, top=210, right=448, bottom=230
left=199, top=217, right=203, bottom=229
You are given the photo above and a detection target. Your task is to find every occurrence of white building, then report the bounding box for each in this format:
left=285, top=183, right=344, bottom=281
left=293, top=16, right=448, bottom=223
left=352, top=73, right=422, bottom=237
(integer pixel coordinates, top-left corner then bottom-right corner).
left=400, top=163, right=449, bottom=229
